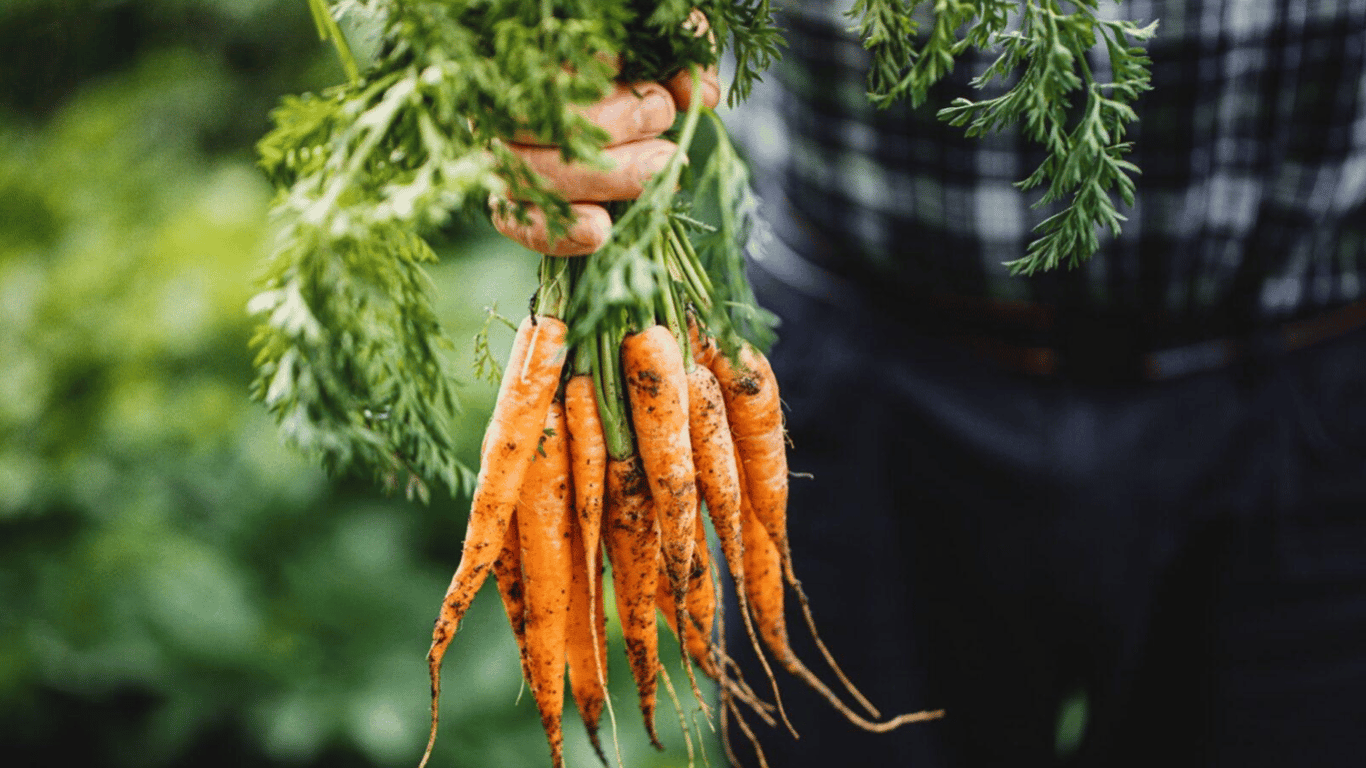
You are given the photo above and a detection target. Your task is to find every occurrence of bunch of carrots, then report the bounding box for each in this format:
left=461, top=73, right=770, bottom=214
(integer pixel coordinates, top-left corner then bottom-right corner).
left=418, top=209, right=943, bottom=768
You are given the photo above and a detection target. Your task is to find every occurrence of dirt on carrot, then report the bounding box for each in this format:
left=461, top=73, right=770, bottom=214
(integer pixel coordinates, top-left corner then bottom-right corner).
left=421, top=314, right=567, bottom=768
left=603, top=453, right=665, bottom=750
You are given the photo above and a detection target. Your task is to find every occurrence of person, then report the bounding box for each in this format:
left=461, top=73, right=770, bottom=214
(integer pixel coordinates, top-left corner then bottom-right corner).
left=490, top=2, right=1366, bottom=766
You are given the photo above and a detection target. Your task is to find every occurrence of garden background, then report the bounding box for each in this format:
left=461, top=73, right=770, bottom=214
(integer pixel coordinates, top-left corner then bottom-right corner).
left=0, top=1, right=713, bottom=765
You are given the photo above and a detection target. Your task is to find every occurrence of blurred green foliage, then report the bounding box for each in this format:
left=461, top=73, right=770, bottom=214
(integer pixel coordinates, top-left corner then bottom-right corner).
left=0, top=2, right=716, bottom=766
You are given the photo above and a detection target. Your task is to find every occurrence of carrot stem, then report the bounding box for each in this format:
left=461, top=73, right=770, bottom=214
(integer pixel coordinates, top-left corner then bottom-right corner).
left=536, top=255, right=574, bottom=319
left=651, top=237, right=692, bottom=370
left=595, top=316, right=634, bottom=461
left=668, top=219, right=713, bottom=302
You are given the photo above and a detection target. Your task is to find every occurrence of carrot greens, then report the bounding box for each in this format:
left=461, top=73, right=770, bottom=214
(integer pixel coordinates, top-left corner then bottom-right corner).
left=848, top=0, right=1158, bottom=274
left=250, top=0, right=779, bottom=500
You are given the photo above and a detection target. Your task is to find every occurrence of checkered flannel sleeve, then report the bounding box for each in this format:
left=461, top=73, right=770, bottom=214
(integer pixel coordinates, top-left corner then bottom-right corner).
left=732, top=0, right=1366, bottom=330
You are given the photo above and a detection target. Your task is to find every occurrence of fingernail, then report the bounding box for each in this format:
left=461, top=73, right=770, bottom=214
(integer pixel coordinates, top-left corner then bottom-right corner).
left=567, top=218, right=606, bottom=252
left=704, top=79, right=722, bottom=109
left=639, top=90, right=674, bottom=135
left=636, top=146, right=676, bottom=184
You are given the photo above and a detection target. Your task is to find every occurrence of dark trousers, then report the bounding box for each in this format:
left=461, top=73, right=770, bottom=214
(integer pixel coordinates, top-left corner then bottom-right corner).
left=725, top=255, right=1366, bottom=768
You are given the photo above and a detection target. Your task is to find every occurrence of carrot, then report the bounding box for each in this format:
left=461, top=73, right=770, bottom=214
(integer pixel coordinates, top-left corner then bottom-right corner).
left=621, top=324, right=697, bottom=648
left=684, top=361, right=747, bottom=628
left=708, top=342, right=787, bottom=580
left=566, top=503, right=608, bottom=763
left=563, top=371, right=609, bottom=762
left=709, top=341, right=879, bottom=717
left=656, top=510, right=719, bottom=678
left=492, top=510, right=530, bottom=683
left=687, top=314, right=718, bottom=370
left=683, top=362, right=745, bottom=636
left=685, top=514, right=716, bottom=672
left=422, top=314, right=567, bottom=768
left=684, top=360, right=795, bottom=732
left=603, top=453, right=665, bottom=749
left=517, top=400, right=575, bottom=768
left=564, top=373, right=608, bottom=591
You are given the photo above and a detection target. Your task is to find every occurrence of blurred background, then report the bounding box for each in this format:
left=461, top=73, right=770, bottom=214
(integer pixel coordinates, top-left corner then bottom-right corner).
left=0, top=1, right=712, bottom=765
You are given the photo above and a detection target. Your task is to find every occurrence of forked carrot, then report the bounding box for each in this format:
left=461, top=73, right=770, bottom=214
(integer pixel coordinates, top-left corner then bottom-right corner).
left=420, top=314, right=567, bottom=768
left=603, top=453, right=665, bottom=749
left=517, top=401, right=575, bottom=768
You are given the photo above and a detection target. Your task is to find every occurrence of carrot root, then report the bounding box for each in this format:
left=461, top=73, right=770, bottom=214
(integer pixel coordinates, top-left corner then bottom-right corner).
left=604, top=454, right=664, bottom=750
left=517, top=401, right=575, bottom=768
left=421, top=314, right=567, bottom=768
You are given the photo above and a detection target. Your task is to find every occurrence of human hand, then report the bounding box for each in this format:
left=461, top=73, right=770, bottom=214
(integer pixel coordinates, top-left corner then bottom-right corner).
left=490, top=11, right=721, bottom=256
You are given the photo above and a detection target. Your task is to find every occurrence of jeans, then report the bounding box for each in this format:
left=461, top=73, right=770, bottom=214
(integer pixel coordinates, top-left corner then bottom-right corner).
left=724, top=242, right=1366, bottom=767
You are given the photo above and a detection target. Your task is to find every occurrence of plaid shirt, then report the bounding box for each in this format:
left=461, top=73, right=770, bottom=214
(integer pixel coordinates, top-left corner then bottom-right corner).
left=734, top=0, right=1366, bottom=339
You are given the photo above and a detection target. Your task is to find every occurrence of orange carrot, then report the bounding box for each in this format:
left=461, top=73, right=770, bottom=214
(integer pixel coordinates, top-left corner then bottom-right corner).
left=566, top=504, right=608, bottom=763
left=687, top=315, right=718, bottom=370
left=708, top=342, right=788, bottom=581
left=657, top=511, right=719, bottom=679
left=517, top=401, right=575, bottom=768
left=492, top=510, right=530, bottom=683
left=683, top=363, right=754, bottom=666
left=621, top=324, right=697, bottom=638
left=421, top=314, right=567, bottom=768
left=564, top=371, right=609, bottom=761
left=603, top=453, right=664, bottom=749
left=712, top=343, right=898, bottom=720
left=686, top=513, right=716, bottom=672
left=738, top=481, right=795, bottom=674
left=564, top=374, right=608, bottom=589
left=684, top=363, right=747, bottom=616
